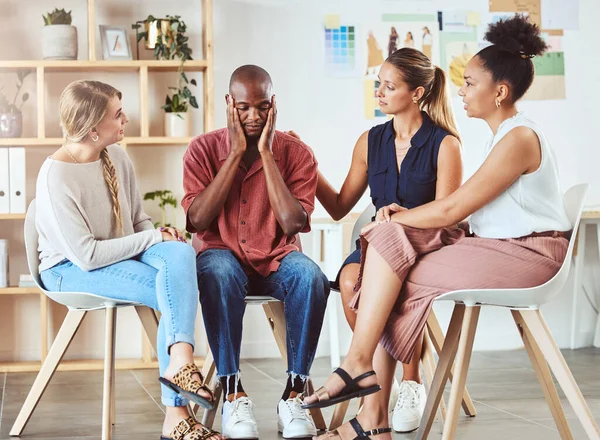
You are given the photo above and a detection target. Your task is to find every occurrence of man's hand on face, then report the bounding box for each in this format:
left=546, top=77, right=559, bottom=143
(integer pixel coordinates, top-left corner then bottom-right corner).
left=226, top=94, right=247, bottom=157
left=258, top=95, right=277, bottom=155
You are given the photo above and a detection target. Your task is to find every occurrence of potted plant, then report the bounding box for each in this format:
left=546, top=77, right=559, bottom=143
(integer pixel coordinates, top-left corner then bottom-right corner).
left=143, top=190, right=191, bottom=240
left=132, top=14, right=196, bottom=136
left=42, top=8, right=77, bottom=60
left=163, top=73, right=198, bottom=137
left=0, top=70, right=30, bottom=138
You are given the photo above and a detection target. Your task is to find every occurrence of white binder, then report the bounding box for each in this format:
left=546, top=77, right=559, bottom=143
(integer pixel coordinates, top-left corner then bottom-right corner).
left=0, top=148, right=9, bottom=214
left=8, top=147, right=26, bottom=214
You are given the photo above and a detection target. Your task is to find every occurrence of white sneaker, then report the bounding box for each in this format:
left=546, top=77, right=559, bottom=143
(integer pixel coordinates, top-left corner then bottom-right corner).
left=392, top=380, right=426, bottom=433
left=389, top=377, right=401, bottom=413
left=222, top=396, right=259, bottom=439
left=277, top=396, right=317, bottom=439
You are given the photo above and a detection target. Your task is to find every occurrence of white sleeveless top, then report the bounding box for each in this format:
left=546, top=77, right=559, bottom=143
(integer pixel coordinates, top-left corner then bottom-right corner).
left=468, top=112, right=571, bottom=239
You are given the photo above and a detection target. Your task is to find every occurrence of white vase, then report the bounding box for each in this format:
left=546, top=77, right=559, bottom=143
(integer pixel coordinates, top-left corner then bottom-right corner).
left=164, top=112, right=190, bottom=137
left=42, top=25, right=78, bottom=60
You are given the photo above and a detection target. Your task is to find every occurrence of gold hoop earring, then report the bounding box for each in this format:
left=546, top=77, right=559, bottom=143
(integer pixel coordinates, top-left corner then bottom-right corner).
left=495, top=99, right=501, bottom=108
left=91, top=133, right=99, bottom=142
left=413, top=97, right=418, bottom=104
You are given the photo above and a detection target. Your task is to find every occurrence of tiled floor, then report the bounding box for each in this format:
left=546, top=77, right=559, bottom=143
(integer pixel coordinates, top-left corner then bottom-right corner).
left=1, top=348, right=599, bottom=439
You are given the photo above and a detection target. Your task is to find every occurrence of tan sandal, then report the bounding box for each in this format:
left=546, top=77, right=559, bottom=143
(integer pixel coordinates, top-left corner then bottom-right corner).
left=159, top=363, right=215, bottom=409
left=160, top=416, right=222, bottom=440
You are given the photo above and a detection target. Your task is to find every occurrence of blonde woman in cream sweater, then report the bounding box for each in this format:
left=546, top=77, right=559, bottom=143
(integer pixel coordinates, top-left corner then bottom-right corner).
left=36, top=80, right=223, bottom=440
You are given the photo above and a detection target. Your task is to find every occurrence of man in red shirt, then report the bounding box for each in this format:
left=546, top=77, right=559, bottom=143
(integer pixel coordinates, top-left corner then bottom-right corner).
left=182, top=65, right=329, bottom=439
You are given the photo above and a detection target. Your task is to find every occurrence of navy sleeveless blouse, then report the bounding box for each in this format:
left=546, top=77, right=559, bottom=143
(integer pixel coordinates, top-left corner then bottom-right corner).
left=332, top=112, right=452, bottom=289
left=367, top=111, right=450, bottom=211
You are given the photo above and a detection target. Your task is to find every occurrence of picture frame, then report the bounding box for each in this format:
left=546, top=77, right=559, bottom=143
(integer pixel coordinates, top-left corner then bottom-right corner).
left=99, top=25, right=132, bottom=60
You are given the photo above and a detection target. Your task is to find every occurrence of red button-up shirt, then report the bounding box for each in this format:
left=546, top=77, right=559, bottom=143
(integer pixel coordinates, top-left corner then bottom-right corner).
left=182, top=128, right=318, bottom=276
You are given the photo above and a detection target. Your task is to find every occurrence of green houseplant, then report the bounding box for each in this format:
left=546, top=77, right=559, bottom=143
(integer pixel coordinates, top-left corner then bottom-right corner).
left=132, top=14, right=197, bottom=137
left=163, top=73, right=198, bottom=137
left=132, top=15, right=193, bottom=61
left=0, top=70, right=30, bottom=138
left=143, top=190, right=191, bottom=240
left=42, top=8, right=78, bottom=60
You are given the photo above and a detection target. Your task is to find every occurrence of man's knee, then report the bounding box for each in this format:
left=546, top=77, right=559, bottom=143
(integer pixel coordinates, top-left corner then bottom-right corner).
left=197, top=250, right=246, bottom=301
left=284, top=252, right=329, bottom=293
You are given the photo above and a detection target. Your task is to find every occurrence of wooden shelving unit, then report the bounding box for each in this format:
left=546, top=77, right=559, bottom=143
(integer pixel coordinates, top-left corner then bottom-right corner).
left=0, top=0, right=214, bottom=373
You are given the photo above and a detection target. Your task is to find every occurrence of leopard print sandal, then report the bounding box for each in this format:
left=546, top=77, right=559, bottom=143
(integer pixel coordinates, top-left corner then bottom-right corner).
left=160, top=415, right=222, bottom=440
left=159, top=363, right=215, bottom=409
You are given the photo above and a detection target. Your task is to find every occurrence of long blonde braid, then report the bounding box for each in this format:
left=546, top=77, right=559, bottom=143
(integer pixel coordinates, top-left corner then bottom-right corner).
left=59, top=80, right=124, bottom=234
left=100, top=148, right=124, bottom=234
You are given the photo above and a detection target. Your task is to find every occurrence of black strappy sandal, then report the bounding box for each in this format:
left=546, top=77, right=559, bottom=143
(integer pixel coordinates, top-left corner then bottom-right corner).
left=301, top=367, right=381, bottom=409
left=320, top=417, right=392, bottom=439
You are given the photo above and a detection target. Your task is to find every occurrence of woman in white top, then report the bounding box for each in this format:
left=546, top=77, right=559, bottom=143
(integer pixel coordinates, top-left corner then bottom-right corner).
left=304, top=15, right=571, bottom=439
left=36, top=80, right=223, bottom=440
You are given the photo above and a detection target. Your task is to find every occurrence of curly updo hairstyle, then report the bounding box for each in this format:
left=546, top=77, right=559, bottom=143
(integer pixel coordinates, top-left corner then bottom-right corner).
left=476, top=14, right=548, bottom=102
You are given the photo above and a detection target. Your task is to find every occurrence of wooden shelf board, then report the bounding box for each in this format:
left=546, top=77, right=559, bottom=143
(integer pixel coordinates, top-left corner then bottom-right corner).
left=0, top=357, right=205, bottom=373
left=0, top=137, right=193, bottom=146
left=0, top=287, right=41, bottom=295
left=0, top=213, right=26, bottom=220
left=0, top=60, right=208, bottom=72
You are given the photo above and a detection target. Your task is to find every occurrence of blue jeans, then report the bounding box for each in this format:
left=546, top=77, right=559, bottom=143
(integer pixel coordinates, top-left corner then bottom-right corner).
left=197, top=249, right=330, bottom=382
left=40, top=242, right=198, bottom=407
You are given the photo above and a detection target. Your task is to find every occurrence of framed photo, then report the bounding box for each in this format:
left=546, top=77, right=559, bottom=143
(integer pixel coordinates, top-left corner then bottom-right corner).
left=99, top=25, right=132, bottom=60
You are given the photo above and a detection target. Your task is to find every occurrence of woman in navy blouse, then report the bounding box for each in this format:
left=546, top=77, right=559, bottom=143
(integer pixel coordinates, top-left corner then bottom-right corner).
left=316, top=47, right=463, bottom=433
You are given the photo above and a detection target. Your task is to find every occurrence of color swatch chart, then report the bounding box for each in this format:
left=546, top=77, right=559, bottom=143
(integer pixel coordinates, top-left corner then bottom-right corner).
left=324, top=24, right=356, bottom=75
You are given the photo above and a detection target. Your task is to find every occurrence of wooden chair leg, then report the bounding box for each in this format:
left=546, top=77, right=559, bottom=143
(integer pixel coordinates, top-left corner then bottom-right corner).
left=306, top=378, right=327, bottom=431
left=201, top=380, right=221, bottom=429
left=10, top=309, right=87, bottom=436
left=440, top=305, right=480, bottom=440
left=111, top=348, right=116, bottom=426
left=263, top=302, right=326, bottom=431
left=102, top=306, right=117, bottom=440
left=422, top=328, right=446, bottom=423
left=416, top=304, right=465, bottom=440
left=427, top=310, right=477, bottom=417
left=329, top=400, right=350, bottom=430
left=519, top=309, right=600, bottom=440
left=512, top=310, right=573, bottom=440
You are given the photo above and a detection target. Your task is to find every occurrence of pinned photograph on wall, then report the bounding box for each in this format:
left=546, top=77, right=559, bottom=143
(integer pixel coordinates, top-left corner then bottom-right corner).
left=489, top=0, right=541, bottom=27
left=524, top=34, right=565, bottom=100
left=324, top=15, right=360, bottom=77
left=364, top=13, right=440, bottom=80
left=99, top=25, right=133, bottom=60
left=439, top=28, right=478, bottom=96
left=364, top=78, right=390, bottom=120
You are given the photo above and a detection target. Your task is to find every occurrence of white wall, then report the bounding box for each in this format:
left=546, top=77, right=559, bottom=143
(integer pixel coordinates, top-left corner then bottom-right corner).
left=1, top=0, right=599, bottom=364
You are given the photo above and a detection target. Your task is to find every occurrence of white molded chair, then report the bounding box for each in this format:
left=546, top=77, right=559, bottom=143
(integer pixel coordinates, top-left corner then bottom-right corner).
left=197, top=295, right=327, bottom=431
left=329, top=204, right=476, bottom=430
left=10, top=199, right=160, bottom=440
left=416, top=184, right=600, bottom=440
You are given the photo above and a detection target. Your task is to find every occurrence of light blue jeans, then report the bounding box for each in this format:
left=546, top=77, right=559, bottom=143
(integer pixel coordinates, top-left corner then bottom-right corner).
left=40, top=241, right=198, bottom=407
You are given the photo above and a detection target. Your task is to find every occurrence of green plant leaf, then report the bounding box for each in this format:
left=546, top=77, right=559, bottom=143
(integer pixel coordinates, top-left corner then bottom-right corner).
left=181, top=72, right=189, bottom=84
left=21, top=93, right=29, bottom=103
left=172, top=94, right=180, bottom=109
left=190, top=79, right=197, bottom=86
left=189, top=96, right=198, bottom=109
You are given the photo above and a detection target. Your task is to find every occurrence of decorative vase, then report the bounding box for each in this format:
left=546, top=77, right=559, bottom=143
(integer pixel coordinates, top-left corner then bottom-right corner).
left=144, top=19, right=174, bottom=51
left=0, top=113, right=23, bottom=138
left=164, top=112, right=190, bottom=137
left=42, top=25, right=78, bottom=60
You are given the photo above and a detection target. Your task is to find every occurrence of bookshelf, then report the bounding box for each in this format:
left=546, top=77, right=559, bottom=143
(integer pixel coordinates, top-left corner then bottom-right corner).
left=0, top=0, right=214, bottom=373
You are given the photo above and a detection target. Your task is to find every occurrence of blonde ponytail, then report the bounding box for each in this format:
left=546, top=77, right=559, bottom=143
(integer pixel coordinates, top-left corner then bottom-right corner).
left=100, top=148, right=123, bottom=234
left=386, top=48, right=461, bottom=144
left=422, top=67, right=461, bottom=143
